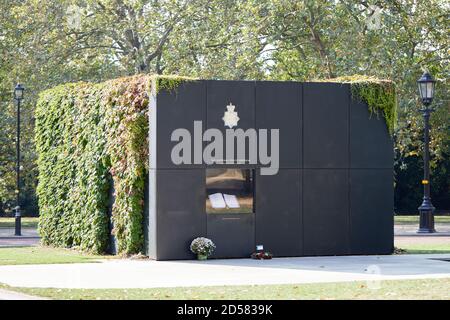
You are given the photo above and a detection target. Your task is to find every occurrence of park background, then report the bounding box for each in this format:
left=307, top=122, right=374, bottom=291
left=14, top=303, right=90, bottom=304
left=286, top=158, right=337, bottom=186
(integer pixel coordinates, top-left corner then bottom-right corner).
left=0, top=0, right=448, bottom=217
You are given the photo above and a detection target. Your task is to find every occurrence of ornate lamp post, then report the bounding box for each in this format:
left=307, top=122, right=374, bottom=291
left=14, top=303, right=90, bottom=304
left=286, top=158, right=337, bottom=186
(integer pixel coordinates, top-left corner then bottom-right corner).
left=417, top=72, right=436, bottom=233
left=13, top=84, right=24, bottom=237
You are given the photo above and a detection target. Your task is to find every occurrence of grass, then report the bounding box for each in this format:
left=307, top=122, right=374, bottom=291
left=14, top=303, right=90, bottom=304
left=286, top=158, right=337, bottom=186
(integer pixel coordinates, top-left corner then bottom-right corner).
left=0, top=246, right=110, bottom=265
left=395, top=243, right=450, bottom=254
left=394, top=214, right=450, bottom=254
left=395, top=215, right=450, bottom=225
left=0, top=217, right=39, bottom=228
left=1, top=278, right=449, bottom=300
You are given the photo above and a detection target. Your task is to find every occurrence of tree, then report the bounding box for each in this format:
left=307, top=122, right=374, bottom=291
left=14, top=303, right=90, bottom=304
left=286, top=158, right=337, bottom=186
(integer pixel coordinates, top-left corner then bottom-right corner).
left=0, top=0, right=448, bottom=214
left=267, top=0, right=449, bottom=212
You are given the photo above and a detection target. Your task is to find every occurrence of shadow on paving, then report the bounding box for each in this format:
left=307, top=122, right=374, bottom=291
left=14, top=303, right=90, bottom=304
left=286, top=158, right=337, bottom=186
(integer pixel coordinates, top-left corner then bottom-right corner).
left=164, top=253, right=450, bottom=277
left=0, top=254, right=449, bottom=289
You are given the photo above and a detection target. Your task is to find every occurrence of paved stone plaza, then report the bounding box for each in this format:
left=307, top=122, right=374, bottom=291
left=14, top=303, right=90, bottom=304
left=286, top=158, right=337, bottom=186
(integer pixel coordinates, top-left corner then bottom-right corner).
left=0, top=254, right=448, bottom=289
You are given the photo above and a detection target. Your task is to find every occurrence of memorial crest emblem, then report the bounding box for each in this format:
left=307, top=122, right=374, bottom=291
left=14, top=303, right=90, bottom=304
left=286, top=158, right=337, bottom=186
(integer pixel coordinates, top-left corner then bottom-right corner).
left=222, top=103, right=240, bottom=129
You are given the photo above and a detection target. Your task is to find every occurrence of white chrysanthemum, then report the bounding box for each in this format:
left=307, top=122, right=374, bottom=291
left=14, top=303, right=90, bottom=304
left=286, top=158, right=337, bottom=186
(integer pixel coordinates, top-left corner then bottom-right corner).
left=190, top=237, right=216, bottom=256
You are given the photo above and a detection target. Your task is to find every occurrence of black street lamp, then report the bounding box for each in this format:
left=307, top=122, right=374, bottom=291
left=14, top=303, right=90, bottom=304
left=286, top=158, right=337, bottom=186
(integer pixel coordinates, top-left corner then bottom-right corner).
left=13, top=83, right=24, bottom=237
left=417, top=72, right=436, bottom=233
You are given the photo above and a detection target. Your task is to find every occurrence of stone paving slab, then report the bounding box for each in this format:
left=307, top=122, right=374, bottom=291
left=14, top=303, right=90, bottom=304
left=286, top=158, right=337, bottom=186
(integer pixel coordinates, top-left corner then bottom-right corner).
left=0, top=254, right=448, bottom=289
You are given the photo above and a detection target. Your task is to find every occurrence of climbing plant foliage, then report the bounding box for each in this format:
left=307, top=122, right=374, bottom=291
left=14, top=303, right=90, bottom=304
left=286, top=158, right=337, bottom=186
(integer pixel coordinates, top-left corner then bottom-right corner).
left=320, top=75, right=397, bottom=135
left=35, top=75, right=187, bottom=254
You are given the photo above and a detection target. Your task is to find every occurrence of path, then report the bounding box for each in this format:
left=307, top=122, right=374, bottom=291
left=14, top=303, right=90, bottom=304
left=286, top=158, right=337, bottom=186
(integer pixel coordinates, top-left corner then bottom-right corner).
left=0, top=289, right=46, bottom=300
left=0, top=254, right=448, bottom=289
left=395, top=223, right=450, bottom=236
left=0, top=228, right=40, bottom=247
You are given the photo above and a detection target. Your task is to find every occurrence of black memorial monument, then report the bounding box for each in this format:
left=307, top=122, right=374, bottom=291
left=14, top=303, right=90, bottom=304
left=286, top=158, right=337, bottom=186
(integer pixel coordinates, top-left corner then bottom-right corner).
left=146, top=80, right=393, bottom=260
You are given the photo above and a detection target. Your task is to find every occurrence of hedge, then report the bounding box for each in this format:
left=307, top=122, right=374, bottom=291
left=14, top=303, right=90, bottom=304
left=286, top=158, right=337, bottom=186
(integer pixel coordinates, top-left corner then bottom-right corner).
left=36, top=74, right=394, bottom=255
left=36, top=75, right=189, bottom=254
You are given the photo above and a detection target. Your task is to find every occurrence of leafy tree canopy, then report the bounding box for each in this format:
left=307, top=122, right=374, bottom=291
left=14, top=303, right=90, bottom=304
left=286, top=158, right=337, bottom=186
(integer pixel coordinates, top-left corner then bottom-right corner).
left=0, top=0, right=448, bottom=214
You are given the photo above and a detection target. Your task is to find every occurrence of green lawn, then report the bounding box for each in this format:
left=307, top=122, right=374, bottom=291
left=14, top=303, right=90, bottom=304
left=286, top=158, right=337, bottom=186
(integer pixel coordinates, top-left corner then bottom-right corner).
left=394, top=215, right=450, bottom=254
left=0, top=246, right=110, bottom=265
left=0, top=217, right=39, bottom=228
left=1, top=278, right=449, bottom=300
left=395, top=215, right=450, bottom=225
left=395, top=243, right=450, bottom=254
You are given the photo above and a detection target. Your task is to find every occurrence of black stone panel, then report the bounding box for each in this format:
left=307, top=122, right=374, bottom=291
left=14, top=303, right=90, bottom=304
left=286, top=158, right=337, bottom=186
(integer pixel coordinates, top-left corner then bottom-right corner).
left=256, top=169, right=302, bottom=256
left=303, top=169, right=350, bottom=255
left=145, top=80, right=394, bottom=260
left=206, top=81, right=255, bottom=165
left=303, top=83, right=349, bottom=168
left=349, top=169, right=394, bottom=255
left=156, top=169, right=206, bottom=260
left=207, top=214, right=255, bottom=259
left=350, top=100, right=393, bottom=168
left=155, top=81, right=206, bottom=169
left=256, top=82, right=302, bottom=168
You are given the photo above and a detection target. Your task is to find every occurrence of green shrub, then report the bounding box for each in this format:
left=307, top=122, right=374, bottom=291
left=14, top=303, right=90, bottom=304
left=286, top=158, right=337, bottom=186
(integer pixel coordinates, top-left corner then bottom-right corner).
left=36, top=75, right=188, bottom=254
left=36, top=82, right=110, bottom=253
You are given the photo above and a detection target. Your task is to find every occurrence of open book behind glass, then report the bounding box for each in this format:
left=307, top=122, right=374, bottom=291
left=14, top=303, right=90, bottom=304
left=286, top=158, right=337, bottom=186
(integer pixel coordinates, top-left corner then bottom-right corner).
left=208, top=193, right=240, bottom=209
left=223, top=194, right=240, bottom=208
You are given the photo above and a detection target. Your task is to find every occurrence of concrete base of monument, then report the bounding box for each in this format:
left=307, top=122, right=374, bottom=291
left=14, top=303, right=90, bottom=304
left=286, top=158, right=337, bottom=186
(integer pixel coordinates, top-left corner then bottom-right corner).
left=0, top=254, right=449, bottom=289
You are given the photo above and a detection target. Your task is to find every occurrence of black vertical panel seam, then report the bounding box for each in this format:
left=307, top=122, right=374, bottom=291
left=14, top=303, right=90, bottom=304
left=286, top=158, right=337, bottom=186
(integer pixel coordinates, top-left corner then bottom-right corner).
left=347, top=84, right=352, bottom=254
left=301, top=83, right=305, bottom=255
left=153, top=86, right=159, bottom=259
left=205, top=81, right=208, bottom=238
left=253, top=80, right=257, bottom=129
left=254, top=81, right=257, bottom=251
left=155, top=169, right=159, bottom=259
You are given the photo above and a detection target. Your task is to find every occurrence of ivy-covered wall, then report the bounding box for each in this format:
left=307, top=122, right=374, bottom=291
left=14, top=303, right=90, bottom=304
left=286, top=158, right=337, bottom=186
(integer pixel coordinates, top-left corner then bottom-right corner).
left=37, top=75, right=145, bottom=254
left=317, top=75, right=397, bottom=135
left=36, top=74, right=190, bottom=254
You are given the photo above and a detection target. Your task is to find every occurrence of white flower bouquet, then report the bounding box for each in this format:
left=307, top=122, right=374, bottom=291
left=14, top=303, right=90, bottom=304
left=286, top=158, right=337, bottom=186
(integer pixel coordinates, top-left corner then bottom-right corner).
left=190, top=237, right=216, bottom=260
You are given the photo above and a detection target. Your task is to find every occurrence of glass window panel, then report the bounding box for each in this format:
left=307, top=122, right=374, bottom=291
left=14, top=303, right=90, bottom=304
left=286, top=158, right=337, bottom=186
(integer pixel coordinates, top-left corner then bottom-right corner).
left=419, top=82, right=427, bottom=99
left=206, top=169, right=254, bottom=214
left=426, top=82, right=434, bottom=99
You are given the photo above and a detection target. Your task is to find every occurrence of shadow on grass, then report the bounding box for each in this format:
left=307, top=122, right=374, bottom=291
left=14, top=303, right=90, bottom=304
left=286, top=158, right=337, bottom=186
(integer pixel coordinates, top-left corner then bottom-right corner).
left=0, top=246, right=111, bottom=266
